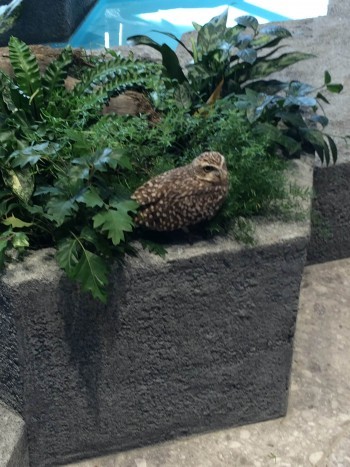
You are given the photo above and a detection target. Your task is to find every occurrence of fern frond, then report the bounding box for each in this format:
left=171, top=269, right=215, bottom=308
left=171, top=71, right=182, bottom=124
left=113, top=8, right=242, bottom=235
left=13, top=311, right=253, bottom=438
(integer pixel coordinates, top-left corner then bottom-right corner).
left=8, top=36, right=44, bottom=120
left=73, top=56, right=162, bottom=97
left=42, top=46, right=73, bottom=101
left=0, top=68, right=32, bottom=120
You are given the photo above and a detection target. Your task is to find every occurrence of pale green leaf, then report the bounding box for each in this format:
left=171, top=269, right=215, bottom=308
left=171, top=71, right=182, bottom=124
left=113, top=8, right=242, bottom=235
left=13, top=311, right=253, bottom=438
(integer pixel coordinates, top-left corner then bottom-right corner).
left=2, top=214, right=32, bottom=228
left=2, top=168, right=34, bottom=203
left=12, top=231, right=29, bottom=248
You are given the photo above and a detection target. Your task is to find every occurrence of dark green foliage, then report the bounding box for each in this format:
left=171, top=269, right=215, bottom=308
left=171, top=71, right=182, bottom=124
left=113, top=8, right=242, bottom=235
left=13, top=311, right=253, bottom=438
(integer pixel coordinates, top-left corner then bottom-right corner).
left=0, top=21, right=343, bottom=302
left=0, top=37, right=163, bottom=301
left=128, top=9, right=342, bottom=163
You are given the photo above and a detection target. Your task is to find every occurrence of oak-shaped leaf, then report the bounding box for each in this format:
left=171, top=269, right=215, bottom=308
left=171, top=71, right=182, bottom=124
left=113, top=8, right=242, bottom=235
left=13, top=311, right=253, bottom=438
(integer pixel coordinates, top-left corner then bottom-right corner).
left=56, top=237, right=109, bottom=303
left=93, top=200, right=137, bottom=245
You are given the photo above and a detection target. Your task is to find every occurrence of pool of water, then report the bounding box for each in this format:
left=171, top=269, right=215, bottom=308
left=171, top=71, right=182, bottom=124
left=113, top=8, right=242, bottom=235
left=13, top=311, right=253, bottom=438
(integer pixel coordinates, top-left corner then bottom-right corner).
left=55, top=0, right=329, bottom=50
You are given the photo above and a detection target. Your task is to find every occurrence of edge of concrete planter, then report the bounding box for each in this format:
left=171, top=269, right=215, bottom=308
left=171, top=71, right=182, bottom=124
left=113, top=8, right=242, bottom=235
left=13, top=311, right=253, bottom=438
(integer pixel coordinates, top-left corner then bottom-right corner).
left=0, top=157, right=312, bottom=466
left=0, top=401, right=29, bottom=467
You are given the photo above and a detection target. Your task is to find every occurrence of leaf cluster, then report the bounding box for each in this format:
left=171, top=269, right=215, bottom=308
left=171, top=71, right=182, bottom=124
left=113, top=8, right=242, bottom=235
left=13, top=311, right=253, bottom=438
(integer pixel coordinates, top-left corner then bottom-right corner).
left=128, top=9, right=343, bottom=163
left=0, top=19, right=344, bottom=302
left=0, top=37, right=163, bottom=301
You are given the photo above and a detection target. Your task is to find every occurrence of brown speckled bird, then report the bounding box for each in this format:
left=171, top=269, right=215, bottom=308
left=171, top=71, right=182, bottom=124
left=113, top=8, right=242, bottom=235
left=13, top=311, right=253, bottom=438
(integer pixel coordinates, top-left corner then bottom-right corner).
left=131, top=151, right=229, bottom=231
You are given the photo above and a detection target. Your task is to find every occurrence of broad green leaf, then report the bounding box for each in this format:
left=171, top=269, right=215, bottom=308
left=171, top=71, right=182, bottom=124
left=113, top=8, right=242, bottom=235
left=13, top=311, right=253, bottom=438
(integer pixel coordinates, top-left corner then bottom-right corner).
left=76, top=187, right=104, bottom=208
left=249, top=52, right=314, bottom=81
left=326, top=83, right=343, bottom=93
left=301, top=128, right=331, bottom=164
left=72, top=249, right=108, bottom=303
left=324, top=70, right=331, bottom=85
left=259, top=25, right=291, bottom=38
left=310, top=115, right=329, bottom=128
left=174, top=83, right=194, bottom=110
left=8, top=142, right=60, bottom=168
left=57, top=237, right=108, bottom=302
left=2, top=168, right=34, bottom=203
left=2, top=214, right=32, bottom=228
left=160, top=43, right=188, bottom=83
left=254, top=123, right=301, bottom=155
left=109, top=199, right=139, bottom=214
left=12, top=231, right=29, bottom=248
left=34, top=185, right=60, bottom=196
left=284, top=95, right=317, bottom=107
left=224, top=24, right=245, bottom=45
left=235, top=15, right=259, bottom=32
left=0, top=130, right=15, bottom=143
left=127, top=35, right=187, bottom=84
left=237, top=48, right=257, bottom=65
left=197, top=9, right=228, bottom=55
left=278, top=111, right=307, bottom=128
left=93, top=204, right=135, bottom=245
left=153, top=30, right=193, bottom=57
left=251, top=34, right=286, bottom=50
left=247, top=79, right=288, bottom=94
left=93, top=148, right=124, bottom=171
left=57, top=237, right=109, bottom=303
left=288, top=81, right=314, bottom=96
left=46, top=197, right=79, bottom=226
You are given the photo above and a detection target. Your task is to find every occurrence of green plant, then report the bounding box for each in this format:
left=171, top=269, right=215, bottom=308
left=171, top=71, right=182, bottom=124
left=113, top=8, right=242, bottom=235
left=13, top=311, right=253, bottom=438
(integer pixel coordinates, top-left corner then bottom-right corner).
left=0, top=29, right=336, bottom=303
left=0, top=37, right=165, bottom=301
left=128, top=9, right=343, bottom=163
left=235, top=72, right=342, bottom=163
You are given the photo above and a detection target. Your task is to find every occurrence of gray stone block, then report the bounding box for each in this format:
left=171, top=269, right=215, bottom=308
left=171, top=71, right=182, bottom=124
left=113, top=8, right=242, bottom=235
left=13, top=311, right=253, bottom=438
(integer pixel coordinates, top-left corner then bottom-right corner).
left=0, top=158, right=311, bottom=466
left=0, top=281, right=23, bottom=414
left=307, top=162, right=350, bottom=264
left=2, top=239, right=307, bottom=466
left=0, top=0, right=97, bottom=46
left=0, top=402, right=28, bottom=467
left=328, top=0, right=350, bottom=16
left=0, top=171, right=310, bottom=466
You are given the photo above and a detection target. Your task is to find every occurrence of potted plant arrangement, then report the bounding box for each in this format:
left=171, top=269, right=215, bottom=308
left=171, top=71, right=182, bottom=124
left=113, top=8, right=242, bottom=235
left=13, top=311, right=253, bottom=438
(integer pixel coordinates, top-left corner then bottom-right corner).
left=0, top=10, right=343, bottom=466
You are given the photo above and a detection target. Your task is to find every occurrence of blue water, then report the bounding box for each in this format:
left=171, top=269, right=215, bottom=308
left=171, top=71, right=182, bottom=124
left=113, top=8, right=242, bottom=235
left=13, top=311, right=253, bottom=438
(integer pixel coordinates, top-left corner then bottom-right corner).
left=53, top=0, right=328, bottom=50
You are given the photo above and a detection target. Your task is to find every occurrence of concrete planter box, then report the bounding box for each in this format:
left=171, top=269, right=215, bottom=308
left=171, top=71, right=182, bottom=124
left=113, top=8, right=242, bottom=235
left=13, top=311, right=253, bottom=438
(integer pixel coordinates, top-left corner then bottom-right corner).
left=0, top=158, right=312, bottom=466
left=0, top=0, right=97, bottom=46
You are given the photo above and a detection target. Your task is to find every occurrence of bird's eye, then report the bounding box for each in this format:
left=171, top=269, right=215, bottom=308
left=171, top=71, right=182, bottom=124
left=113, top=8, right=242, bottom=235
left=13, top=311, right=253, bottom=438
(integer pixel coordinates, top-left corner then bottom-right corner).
left=203, top=165, right=215, bottom=173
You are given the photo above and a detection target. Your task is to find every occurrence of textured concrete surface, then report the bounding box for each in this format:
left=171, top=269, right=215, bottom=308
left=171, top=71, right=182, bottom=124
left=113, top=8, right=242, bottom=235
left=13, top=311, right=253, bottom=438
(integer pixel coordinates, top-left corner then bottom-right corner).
left=0, top=214, right=309, bottom=466
left=0, top=0, right=97, bottom=46
left=65, top=257, right=350, bottom=467
left=0, top=160, right=311, bottom=467
left=0, top=402, right=28, bottom=467
left=0, top=283, right=23, bottom=414
left=307, top=163, right=350, bottom=264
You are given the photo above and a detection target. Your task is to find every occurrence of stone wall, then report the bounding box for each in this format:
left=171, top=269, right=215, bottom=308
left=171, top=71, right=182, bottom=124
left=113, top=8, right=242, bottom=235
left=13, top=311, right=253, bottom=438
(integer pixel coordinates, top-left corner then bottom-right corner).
left=0, top=241, right=306, bottom=466
left=0, top=0, right=97, bottom=46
